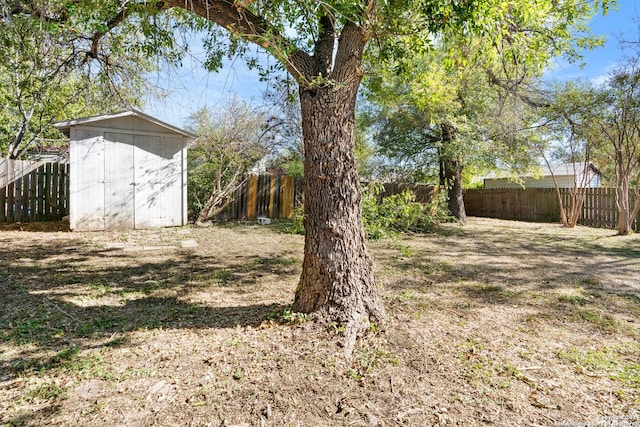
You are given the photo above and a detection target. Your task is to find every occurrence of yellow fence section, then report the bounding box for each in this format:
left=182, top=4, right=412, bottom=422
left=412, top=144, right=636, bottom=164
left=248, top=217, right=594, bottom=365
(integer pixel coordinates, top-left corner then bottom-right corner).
left=224, top=175, right=302, bottom=221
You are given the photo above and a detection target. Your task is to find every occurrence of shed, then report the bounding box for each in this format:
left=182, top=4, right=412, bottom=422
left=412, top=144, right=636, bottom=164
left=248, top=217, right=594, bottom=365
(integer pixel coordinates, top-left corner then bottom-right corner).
left=483, top=162, right=601, bottom=189
left=55, top=110, right=196, bottom=231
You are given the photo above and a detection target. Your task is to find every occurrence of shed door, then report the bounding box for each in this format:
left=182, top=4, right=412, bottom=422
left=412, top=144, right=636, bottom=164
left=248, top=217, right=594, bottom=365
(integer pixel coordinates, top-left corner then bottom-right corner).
left=71, top=130, right=105, bottom=231
left=104, top=132, right=135, bottom=230
left=134, top=135, right=183, bottom=229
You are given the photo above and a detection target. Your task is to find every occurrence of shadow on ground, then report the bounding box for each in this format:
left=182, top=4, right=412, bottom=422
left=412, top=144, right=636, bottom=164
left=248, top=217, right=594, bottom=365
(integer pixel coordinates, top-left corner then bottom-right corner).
left=0, top=239, right=297, bottom=382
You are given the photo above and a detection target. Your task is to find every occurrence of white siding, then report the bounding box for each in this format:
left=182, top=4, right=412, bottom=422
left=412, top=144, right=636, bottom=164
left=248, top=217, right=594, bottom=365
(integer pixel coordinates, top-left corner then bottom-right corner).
left=484, top=163, right=601, bottom=189
left=70, top=129, right=105, bottom=231
left=104, top=132, right=135, bottom=230
left=483, top=176, right=576, bottom=189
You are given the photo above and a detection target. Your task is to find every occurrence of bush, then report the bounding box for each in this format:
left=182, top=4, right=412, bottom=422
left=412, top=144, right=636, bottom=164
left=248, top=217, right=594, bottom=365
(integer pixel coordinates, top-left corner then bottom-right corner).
left=288, top=206, right=306, bottom=235
left=362, top=183, right=447, bottom=239
left=284, top=184, right=448, bottom=239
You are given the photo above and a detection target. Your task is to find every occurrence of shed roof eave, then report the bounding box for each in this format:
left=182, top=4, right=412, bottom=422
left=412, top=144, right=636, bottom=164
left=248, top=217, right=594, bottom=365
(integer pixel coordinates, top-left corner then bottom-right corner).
left=53, top=109, right=197, bottom=140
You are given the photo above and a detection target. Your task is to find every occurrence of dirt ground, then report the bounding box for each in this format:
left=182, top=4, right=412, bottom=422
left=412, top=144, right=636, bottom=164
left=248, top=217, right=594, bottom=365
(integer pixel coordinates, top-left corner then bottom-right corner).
left=1, top=217, right=639, bottom=426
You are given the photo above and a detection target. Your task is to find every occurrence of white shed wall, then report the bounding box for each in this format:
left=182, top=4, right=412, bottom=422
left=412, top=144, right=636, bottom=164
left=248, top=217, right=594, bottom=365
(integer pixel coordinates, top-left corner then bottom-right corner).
left=134, top=134, right=184, bottom=229
left=70, top=128, right=106, bottom=231
left=69, top=117, right=187, bottom=231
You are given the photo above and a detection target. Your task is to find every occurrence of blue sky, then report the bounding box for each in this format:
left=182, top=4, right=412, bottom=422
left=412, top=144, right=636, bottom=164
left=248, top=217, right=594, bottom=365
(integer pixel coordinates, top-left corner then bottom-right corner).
left=143, top=47, right=275, bottom=130
left=144, top=2, right=639, bottom=130
left=548, top=0, right=639, bottom=83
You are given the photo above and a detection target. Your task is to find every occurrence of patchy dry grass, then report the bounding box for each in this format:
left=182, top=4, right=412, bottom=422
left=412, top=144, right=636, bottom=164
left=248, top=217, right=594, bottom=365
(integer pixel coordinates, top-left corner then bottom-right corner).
left=0, top=218, right=639, bottom=426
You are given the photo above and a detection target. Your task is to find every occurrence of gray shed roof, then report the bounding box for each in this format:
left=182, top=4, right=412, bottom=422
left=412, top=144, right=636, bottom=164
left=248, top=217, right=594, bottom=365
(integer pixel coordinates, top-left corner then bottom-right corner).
left=54, top=109, right=197, bottom=140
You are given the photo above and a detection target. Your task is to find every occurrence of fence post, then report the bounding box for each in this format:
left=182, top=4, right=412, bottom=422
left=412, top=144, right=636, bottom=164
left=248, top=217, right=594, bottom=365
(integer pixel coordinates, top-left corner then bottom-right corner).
left=279, top=176, right=294, bottom=219
left=269, top=175, right=277, bottom=218
left=247, top=175, right=258, bottom=219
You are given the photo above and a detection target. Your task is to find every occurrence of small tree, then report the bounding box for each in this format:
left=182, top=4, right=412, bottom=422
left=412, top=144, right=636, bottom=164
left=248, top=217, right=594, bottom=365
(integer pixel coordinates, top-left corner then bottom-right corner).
left=593, top=67, right=640, bottom=235
left=187, top=99, right=270, bottom=222
left=539, top=67, right=640, bottom=234
left=534, top=81, right=599, bottom=227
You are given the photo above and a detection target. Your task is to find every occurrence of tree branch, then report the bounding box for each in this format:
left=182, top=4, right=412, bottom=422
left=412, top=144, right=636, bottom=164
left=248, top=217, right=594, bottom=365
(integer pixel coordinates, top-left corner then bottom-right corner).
left=313, top=14, right=336, bottom=77
left=165, top=0, right=314, bottom=83
left=485, top=68, right=549, bottom=108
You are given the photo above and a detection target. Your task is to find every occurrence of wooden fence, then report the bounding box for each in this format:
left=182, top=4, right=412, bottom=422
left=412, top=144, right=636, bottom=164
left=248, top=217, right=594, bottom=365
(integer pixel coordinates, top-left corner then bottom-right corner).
left=0, top=160, right=70, bottom=223
left=464, top=187, right=639, bottom=231
left=219, top=175, right=303, bottom=220
left=219, top=176, right=438, bottom=221
left=218, top=178, right=638, bottom=232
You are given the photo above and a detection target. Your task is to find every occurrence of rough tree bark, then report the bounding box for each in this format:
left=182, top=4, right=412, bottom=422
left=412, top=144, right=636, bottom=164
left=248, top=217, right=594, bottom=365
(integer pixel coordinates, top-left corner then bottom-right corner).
left=291, top=21, right=386, bottom=355
left=438, top=124, right=467, bottom=224
left=292, top=79, right=386, bottom=352
left=442, top=158, right=467, bottom=224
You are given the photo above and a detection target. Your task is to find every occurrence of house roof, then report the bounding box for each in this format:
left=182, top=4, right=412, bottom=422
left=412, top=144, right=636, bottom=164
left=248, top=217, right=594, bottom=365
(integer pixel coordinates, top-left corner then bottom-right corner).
left=544, top=162, right=599, bottom=176
left=484, top=162, right=599, bottom=180
left=54, top=109, right=197, bottom=140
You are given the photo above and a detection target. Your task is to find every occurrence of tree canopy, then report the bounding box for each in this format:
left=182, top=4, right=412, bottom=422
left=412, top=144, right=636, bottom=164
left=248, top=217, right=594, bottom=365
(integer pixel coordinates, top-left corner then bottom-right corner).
left=360, top=0, right=606, bottom=221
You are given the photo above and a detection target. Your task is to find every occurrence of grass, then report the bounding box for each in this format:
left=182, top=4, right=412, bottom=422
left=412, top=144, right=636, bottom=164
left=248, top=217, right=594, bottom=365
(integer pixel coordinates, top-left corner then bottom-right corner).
left=0, top=217, right=639, bottom=426
left=558, top=343, right=640, bottom=391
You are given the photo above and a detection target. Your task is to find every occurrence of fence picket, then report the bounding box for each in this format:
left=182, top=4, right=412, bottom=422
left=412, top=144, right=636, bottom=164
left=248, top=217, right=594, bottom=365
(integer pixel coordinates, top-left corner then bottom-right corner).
left=29, top=169, right=38, bottom=222
left=464, top=187, right=640, bottom=232
left=279, top=176, right=294, bottom=219
left=52, top=163, right=60, bottom=219
left=22, top=173, right=30, bottom=222
left=269, top=176, right=276, bottom=218
left=7, top=181, right=15, bottom=224
left=0, top=160, right=69, bottom=224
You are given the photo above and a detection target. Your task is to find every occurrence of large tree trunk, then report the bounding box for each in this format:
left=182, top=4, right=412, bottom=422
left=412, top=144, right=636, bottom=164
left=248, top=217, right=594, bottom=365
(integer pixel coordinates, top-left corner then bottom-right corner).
left=438, top=125, right=467, bottom=224
left=169, top=1, right=386, bottom=354
left=444, top=159, right=467, bottom=224
left=292, top=81, right=386, bottom=354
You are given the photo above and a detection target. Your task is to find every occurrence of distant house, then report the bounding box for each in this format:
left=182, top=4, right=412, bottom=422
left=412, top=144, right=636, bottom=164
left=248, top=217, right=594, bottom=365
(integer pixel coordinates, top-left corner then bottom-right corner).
left=55, top=110, right=196, bottom=231
left=483, top=163, right=601, bottom=189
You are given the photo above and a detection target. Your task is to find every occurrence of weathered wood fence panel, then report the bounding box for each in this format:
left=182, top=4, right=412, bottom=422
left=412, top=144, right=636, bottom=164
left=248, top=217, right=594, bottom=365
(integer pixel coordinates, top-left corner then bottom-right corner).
left=464, top=188, right=639, bottom=231
left=222, top=179, right=639, bottom=232
left=220, top=175, right=303, bottom=220
left=380, top=183, right=437, bottom=204
left=0, top=160, right=70, bottom=223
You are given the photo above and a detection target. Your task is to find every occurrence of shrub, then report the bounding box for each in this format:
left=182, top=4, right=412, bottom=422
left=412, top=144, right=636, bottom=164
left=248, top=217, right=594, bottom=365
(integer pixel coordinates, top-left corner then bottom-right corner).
left=285, top=183, right=448, bottom=239
left=288, top=206, right=306, bottom=235
left=362, top=183, right=447, bottom=239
